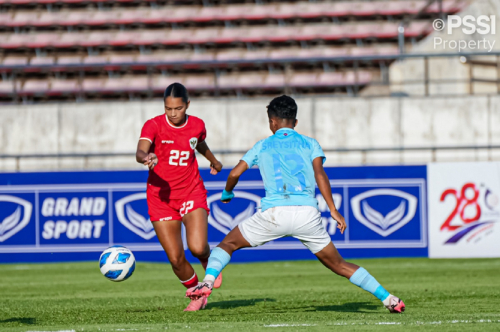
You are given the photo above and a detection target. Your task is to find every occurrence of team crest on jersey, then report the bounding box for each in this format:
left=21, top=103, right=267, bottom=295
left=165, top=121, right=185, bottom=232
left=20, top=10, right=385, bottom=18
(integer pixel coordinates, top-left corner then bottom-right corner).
left=189, top=137, right=198, bottom=150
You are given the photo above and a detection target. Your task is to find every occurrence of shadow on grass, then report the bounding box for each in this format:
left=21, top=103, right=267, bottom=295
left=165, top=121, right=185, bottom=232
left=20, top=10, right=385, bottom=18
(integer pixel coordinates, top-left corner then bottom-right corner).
left=0, top=317, right=37, bottom=325
left=311, top=302, right=379, bottom=313
left=208, top=298, right=276, bottom=309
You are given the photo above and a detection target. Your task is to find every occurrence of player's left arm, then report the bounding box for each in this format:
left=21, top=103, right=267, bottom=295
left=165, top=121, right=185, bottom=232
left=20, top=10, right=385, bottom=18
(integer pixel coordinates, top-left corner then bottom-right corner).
left=196, top=140, right=223, bottom=175
left=221, top=161, right=248, bottom=203
left=312, top=157, right=347, bottom=234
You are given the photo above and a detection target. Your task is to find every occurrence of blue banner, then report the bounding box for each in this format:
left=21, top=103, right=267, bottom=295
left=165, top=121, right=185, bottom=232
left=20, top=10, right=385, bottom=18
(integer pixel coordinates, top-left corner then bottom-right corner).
left=0, top=166, right=427, bottom=263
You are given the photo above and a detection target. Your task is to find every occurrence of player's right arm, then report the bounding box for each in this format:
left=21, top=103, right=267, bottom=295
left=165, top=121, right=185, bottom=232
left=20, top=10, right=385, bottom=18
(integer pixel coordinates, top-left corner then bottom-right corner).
left=136, top=140, right=157, bottom=170
left=221, top=161, right=248, bottom=203
left=222, top=140, right=263, bottom=203
left=312, top=156, right=347, bottom=234
left=136, top=119, right=158, bottom=170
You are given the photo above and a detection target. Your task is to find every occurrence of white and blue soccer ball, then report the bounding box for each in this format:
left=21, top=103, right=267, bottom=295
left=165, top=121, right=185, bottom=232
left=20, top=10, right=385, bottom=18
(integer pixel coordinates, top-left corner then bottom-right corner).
left=99, top=245, right=136, bottom=282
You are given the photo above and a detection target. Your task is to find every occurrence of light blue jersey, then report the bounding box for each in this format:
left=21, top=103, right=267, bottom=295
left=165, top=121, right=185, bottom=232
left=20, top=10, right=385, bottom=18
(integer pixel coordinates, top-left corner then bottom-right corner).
left=241, top=128, right=326, bottom=212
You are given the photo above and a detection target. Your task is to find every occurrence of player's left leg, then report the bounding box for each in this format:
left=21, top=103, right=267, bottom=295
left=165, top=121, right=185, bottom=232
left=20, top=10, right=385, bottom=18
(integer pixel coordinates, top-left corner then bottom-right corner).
left=183, top=204, right=223, bottom=289
left=183, top=208, right=211, bottom=261
left=314, top=243, right=405, bottom=313
left=293, top=207, right=405, bottom=313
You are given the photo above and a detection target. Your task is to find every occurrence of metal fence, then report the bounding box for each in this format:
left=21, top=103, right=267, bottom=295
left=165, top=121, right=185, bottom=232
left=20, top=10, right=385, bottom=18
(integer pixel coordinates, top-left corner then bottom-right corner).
left=2, top=144, right=500, bottom=171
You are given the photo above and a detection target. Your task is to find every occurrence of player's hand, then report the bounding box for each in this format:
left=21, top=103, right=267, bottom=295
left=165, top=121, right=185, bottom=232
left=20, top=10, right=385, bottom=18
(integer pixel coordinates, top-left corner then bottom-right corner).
left=142, top=153, right=158, bottom=170
left=210, top=160, right=223, bottom=175
left=221, top=190, right=234, bottom=203
left=331, top=210, right=347, bottom=234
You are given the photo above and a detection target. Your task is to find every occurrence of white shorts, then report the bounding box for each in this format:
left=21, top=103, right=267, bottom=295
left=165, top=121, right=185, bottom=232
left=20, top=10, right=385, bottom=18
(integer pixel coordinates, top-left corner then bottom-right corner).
left=238, top=205, right=332, bottom=254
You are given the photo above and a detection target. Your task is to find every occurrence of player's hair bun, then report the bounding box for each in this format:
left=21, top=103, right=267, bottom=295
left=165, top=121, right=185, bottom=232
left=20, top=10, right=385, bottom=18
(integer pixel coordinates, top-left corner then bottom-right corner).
left=164, top=82, right=189, bottom=103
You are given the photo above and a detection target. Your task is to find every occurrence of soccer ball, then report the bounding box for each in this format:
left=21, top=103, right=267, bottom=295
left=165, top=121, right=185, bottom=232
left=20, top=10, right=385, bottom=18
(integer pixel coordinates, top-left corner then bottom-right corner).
left=99, top=245, right=136, bottom=282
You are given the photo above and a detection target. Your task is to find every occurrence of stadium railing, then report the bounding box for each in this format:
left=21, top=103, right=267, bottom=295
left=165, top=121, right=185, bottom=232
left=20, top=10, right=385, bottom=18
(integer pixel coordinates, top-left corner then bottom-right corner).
left=1, top=51, right=499, bottom=99
left=0, top=22, right=432, bottom=49
left=0, top=46, right=398, bottom=72
left=0, top=1, right=463, bottom=29
left=2, top=145, right=499, bottom=171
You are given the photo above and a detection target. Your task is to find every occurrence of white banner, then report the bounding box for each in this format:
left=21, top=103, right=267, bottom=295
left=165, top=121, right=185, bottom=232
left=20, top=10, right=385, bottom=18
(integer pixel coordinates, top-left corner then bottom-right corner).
left=428, top=162, right=500, bottom=258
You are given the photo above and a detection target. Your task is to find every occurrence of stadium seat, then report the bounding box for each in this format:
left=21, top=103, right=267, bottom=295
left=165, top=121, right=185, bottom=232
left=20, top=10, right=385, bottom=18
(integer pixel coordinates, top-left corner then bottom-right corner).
left=108, top=54, right=135, bottom=64
left=82, top=78, right=107, bottom=92
left=289, top=72, right=322, bottom=87
left=50, top=79, right=80, bottom=93
left=21, top=80, right=49, bottom=94
left=190, top=52, right=216, bottom=62
left=123, top=76, right=149, bottom=91
left=0, top=1, right=465, bottom=28
left=2, top=56, right=29, bottom=66
left=59, top=11, right=87, bottom=26
left=30, top=56, right=56, bottom=66
left=0, top=80, right=14, bottom=94
left=0, top=45, right=401, bottom=74
left=102, top=77, right=136, bottom=92
left=151, top=75, right=185, bottom=91
left=0, top=0, right=465, bottom=101
left=263, top=74, right=286, bottom=89
left=56, top=55, right=83, bottom=65
left=38, top=11, right=64, bottom=26
left=0, top=21, right=434, bottom=50
left=83, top=55, right=109, bottom=64
left=242, top=49, right=271, bottom=61
left=10, top=11, right=38, bottom=26
left=184, top=75, right=215, bottom=90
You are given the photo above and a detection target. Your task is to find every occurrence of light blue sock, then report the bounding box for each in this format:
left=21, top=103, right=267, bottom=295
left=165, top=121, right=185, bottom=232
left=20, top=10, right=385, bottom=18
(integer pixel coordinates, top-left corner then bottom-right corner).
left=349, top=267, right=390, bottom=302
left=204, top=247, right=231, bottom=283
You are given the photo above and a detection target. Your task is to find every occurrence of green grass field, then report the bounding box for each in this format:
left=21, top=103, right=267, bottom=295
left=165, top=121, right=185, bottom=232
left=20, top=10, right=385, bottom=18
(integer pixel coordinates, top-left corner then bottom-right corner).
left=1, top=258, right=500, bottom=332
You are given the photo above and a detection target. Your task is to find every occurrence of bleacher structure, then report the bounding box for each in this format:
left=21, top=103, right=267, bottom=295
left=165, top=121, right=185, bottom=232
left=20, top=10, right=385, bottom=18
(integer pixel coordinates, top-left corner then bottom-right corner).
left=0, top=0, right=466, bottom=102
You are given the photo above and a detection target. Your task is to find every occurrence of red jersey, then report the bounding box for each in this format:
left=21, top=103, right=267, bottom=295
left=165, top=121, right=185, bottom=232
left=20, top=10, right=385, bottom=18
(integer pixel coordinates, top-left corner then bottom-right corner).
left=140, top=114, right=207, bottom=199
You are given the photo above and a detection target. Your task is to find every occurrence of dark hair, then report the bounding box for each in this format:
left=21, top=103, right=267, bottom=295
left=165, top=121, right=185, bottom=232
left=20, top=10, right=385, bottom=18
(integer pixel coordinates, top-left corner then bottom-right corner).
left=267, top=95, right=297, bottom=120
left=164, top=82, right=189, bottom=103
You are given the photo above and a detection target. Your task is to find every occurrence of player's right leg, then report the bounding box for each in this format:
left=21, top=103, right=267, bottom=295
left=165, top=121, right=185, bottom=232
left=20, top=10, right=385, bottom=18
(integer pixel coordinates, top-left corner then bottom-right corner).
left=186, top=208, right=282, bottom=303
left=314, top=243, right=405, bottom=313
left=185, top=225, right=251, bottom=299
left=152, top=220, right=199, bottom=289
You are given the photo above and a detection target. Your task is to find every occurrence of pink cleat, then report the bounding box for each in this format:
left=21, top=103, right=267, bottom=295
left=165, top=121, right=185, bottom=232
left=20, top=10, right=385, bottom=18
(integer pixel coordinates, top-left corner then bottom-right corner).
left=183, top=296, right=207, bottom=312
left=186, top=282, right=213, bottom=299
left=213, top=273, right=223, bottom=289
left=385, top=295, right=405, bottom=313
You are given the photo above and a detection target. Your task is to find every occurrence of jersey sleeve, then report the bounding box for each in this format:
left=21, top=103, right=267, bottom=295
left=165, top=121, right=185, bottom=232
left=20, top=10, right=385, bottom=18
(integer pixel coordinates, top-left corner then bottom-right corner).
left=241, top=140, right=263, bottom=169
left=311, top=139, right=326, bottom=164
left=199, top=119, right=207, bottom=143
left=139, top=119, right=157, bottom=143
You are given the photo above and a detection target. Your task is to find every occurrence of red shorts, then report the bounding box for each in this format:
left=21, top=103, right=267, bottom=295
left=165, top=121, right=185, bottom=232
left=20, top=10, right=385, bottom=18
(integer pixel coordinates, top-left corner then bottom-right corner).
left=147, top=183, right=210, bottom=222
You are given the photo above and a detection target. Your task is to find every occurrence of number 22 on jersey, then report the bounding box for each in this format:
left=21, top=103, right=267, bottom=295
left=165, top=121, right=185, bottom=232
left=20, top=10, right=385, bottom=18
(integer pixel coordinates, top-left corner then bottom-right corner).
left=169, top=150, right=190, bottom=166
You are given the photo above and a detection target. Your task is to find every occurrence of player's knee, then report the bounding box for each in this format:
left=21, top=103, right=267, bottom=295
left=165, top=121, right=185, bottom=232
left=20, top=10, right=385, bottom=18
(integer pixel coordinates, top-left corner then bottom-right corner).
left=189, top=245, right=209, bottom=259
left=218, top=240, right=238, bottom=254
left=169, top=254, right=187, bottom=269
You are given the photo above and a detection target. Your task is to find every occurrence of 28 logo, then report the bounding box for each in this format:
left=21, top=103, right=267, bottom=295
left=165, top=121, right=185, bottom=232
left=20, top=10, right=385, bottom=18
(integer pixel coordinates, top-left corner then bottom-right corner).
left=440, top=183, right=481, bottom=231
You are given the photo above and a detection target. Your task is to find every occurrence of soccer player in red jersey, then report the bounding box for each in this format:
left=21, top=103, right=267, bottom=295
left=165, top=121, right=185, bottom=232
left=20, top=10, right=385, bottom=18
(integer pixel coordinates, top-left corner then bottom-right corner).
left=136, top=83, right=223, bottom=311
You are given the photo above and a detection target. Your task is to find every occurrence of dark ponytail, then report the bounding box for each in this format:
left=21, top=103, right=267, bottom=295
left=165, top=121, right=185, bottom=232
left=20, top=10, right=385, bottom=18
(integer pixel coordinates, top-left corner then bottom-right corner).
left=164, top=82, right=189, bottom=103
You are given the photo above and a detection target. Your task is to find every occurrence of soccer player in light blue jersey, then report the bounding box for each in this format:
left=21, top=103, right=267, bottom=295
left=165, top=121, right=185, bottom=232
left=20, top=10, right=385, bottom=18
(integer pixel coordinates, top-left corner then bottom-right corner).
left=185, top=95, right=405, bottom=313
